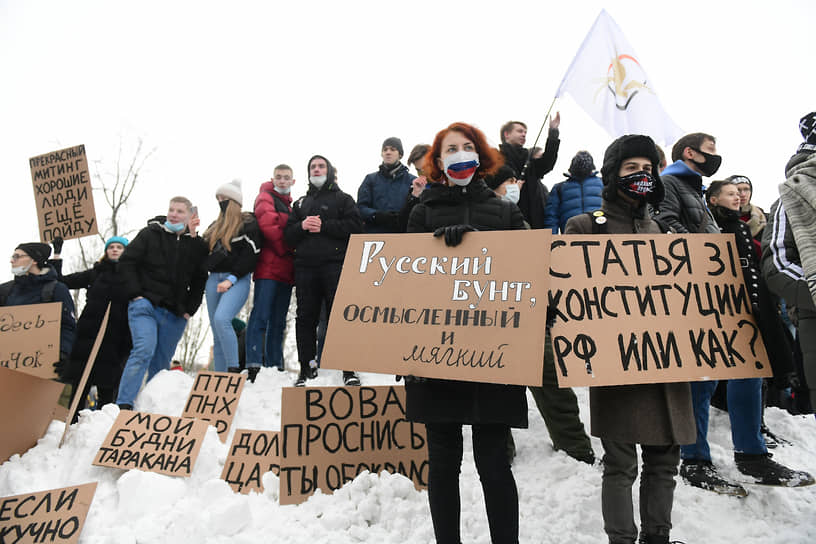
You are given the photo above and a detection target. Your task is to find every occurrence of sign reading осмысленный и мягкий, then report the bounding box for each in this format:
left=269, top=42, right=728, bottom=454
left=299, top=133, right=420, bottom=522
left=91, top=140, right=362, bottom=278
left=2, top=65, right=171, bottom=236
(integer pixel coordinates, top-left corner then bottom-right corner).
left=322, top=231, right=551, bottom=387
left=322, top=231, right=771, bottom=388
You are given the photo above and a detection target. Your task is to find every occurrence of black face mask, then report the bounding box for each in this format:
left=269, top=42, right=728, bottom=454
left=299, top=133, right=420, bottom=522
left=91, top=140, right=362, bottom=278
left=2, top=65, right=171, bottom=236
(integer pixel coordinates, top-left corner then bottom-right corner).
left=690, top=148, right=722, bottom=177
left=219, top=200, right=230, bottom=213
left=616, top=171, right=655, bottom=201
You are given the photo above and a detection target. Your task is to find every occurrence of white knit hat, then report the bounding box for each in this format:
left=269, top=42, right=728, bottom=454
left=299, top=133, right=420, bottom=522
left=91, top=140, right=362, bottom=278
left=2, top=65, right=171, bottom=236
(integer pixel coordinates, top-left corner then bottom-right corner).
left=216, top=178, right=243, bottom=206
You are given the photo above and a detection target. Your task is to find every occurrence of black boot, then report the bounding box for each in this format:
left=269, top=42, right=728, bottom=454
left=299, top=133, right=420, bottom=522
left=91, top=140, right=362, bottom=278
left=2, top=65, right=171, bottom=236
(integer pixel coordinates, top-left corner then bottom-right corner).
left=735, top=452, right=815, bottom=487
left=342, top=371, right=360, bottom=386
left=247, top=367, right=260, bottom=383
left=679, top=459, right=748, bottom=497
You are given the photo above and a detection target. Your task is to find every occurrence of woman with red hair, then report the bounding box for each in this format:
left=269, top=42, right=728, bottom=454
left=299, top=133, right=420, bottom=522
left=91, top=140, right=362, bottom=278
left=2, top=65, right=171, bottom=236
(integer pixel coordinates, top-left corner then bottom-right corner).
left=406, top=122, right=526, bottom=543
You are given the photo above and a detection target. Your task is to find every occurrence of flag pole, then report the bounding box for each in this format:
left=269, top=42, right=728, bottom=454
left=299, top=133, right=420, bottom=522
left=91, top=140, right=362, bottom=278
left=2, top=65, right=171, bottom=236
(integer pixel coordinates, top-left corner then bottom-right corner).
left=519, top=95, right=557, bottom=182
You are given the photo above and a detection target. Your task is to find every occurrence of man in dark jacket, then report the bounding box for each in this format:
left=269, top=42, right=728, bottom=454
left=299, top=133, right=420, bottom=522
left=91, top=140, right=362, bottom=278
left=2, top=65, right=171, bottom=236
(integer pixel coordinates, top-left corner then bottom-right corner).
left=284, top=155, right=363, bottom=386
left=116, top=197, right=208, bottom=409
left=357, top=137, right=416, bottom=233
left=3, top=242, right=76, bottom=380
left=543, top=150, right=604, bottom=233
left=498, top=114, right=561, bottom=228
left=652, top=132, right=721, bottom=234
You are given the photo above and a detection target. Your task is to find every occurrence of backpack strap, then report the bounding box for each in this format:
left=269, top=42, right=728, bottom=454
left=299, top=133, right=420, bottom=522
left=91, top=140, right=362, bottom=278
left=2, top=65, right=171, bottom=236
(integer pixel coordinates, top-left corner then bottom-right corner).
left=41, top=280, right=58, bottom=303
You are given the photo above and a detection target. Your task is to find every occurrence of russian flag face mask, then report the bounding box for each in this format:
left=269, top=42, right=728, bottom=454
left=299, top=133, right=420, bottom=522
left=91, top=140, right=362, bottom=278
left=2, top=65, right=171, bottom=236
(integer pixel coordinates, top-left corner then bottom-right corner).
left=442, top=151, right=480, bottom=186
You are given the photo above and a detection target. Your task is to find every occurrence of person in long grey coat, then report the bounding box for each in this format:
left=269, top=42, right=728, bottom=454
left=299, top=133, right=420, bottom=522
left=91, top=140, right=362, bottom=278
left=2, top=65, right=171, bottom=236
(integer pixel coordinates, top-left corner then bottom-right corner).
left=565, top=134, right=694, bottom=544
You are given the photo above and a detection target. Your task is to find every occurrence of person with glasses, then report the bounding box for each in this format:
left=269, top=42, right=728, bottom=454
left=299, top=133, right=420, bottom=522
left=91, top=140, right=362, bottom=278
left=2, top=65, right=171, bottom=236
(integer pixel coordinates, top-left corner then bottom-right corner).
left=2, top=242, right=76, bottom=381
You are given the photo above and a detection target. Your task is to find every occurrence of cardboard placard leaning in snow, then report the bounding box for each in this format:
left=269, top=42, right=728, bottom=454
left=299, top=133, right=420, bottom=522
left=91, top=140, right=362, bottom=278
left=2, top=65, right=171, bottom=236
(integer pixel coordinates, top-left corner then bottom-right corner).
left=0, top=302, right=61, bottom=380
left=0, top=482, right=97, bottom=544
left=0, top=367, right=64, bottom=463
left=321, top=231, right=551, bottom=386
left=221, top=429, right=279, bottom=494
left=29, top=144, right=97, bottom=242
left=549, top=234, right=773, bottom=387
left=279, top=385, right=427, bottom=505
left=93, top=410, right=208, bottom=477
left=182, top=370, right=245, bottom=443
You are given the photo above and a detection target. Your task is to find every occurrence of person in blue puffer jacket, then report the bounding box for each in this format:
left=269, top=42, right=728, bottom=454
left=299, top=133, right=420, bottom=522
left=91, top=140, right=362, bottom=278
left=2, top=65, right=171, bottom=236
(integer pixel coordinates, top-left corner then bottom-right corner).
left=357, top=137, right=416, bottom=233
left=543, top=150, right=604, bottom=233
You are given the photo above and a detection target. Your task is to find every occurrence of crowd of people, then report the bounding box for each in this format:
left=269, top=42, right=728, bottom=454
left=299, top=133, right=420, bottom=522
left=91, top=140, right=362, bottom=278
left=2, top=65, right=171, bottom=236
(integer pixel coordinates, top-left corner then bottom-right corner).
left=3, top=111, right=816, bottom=544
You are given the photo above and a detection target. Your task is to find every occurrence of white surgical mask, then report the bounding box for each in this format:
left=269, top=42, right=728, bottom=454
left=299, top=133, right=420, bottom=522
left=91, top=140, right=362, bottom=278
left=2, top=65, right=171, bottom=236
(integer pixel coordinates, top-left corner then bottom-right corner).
left=310, top=175, right=327, bottom=188
left=12, top=263, right=31, bottom=276
left=276, top=186, right=291, bottom=194
left=442, top=151, right=479, bottom=186
left=502, top=184, right=520, bottom=204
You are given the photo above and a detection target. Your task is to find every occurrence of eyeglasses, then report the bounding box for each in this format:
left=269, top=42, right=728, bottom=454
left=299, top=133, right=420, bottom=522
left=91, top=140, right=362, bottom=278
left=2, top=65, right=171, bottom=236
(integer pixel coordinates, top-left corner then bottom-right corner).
left=10, top=253, right=29, bottom=261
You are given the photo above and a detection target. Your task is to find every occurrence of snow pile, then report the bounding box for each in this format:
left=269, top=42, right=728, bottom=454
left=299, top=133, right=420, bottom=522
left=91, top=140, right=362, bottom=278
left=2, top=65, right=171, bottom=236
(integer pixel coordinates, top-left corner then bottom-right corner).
left=1, top=367, right=815, bottom=543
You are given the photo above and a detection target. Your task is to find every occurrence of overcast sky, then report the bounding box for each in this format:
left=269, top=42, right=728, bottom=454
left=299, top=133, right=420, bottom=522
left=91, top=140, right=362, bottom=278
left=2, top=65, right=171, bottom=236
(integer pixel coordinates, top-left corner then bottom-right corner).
left=1, top=0, right=814, bottom=262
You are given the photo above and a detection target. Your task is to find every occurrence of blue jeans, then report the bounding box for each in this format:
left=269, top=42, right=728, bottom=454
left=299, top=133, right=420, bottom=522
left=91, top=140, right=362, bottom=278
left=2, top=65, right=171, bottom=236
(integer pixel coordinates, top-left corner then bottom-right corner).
left=246, top=279, right=293, bottom=369
left=205, top=272, right=251, bottom=372
left=680, top=378, right=766, bottom=461
left=116, top=298, right=188, bottom=406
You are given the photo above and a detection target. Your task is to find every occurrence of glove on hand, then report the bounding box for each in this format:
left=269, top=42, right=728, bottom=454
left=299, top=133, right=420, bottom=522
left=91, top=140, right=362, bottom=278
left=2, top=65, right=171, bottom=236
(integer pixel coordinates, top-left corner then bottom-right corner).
left=52, top=353, right=72, bottom=383
left=433, top=224, right=477, bottom=247
left=52, top=237, right=64, bottom=254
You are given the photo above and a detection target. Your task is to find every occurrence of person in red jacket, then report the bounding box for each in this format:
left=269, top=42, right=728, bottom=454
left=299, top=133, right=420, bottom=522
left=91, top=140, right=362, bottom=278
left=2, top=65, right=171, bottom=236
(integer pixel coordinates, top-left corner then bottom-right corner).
left=245, top=164, right=296, bottom=382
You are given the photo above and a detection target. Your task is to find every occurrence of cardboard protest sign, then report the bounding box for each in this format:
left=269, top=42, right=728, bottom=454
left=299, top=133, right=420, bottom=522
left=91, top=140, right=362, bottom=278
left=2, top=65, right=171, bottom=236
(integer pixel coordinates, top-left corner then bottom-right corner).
left=0, top=367, right=64, bottom=463
left=549, top=234, right=773, bottom=387
left=279, top=385, right=427, bottom=505
left=29, top=145, right=97, bottom=242
left=181, top=371, right=245, bottom=443
left=93, top=410, right=208, bottom=477
left=221, top=430, right=280, bottom=494
left=0, top=302, right=61, bottom=380
left=60, top=304, right=110, bottom=446
left=0, top=482, right=96, bottom=544
left=321, top=231, right=551, bottom=386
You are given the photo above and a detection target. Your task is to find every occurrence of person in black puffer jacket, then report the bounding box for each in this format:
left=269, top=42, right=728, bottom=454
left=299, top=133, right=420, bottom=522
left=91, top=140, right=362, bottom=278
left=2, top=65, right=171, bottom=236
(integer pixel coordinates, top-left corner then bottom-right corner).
left=652, top=132, right=722, bottom=234
left=284, top=155, right=363, bottom=387
left=51, top=236, right=133, bottom=417
left=203, top=179, right=261, bottom=373
left=407, top=122, right=525, bottom=544
left=116, top=196, right=208, bottom=409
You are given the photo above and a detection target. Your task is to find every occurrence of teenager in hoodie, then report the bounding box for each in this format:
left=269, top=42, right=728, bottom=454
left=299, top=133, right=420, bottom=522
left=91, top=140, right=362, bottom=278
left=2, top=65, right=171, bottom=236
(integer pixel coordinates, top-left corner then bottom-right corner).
left=116, top=196, right=208, bottom=409
left=284, top=155, right=363, bottom=387
left=245, top=165, right=296, bottom=380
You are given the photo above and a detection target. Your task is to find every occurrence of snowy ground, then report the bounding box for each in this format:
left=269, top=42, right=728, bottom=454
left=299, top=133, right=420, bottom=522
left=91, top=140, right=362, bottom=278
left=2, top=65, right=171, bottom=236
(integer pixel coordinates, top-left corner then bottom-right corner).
left=1, top=364, right=815, bottom=543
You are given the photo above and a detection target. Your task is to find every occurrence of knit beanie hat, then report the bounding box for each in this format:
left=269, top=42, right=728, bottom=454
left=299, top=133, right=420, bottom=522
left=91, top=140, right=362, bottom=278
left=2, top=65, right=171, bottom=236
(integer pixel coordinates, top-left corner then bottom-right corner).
left=105, top=236, right=129, bottom=250
left=725, top=175, right=751, bottom=189
left=567, top=151, right=596, bottom=178
left=382, top=137, right=404, bottom=157
left=16, top=242, right=51, bottom=267
left=216, top=179, right=243, bottom=207
left=485, top=165, right=516, bottom=190
left=798, top=112, right=816, bottom=154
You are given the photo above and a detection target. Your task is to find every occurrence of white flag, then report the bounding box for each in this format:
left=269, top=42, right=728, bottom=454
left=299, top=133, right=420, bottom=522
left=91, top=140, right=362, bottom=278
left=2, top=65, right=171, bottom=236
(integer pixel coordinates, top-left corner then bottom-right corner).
left=555, top=9, right=683, bottom=146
